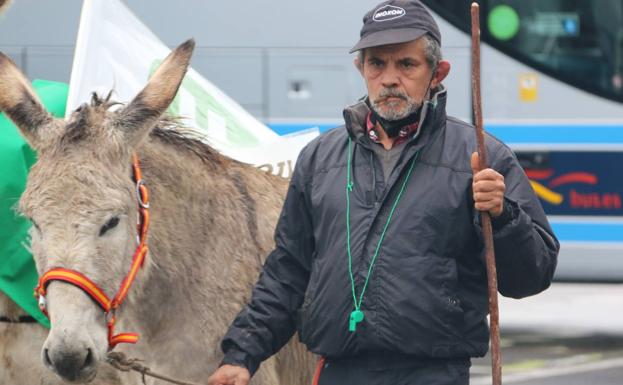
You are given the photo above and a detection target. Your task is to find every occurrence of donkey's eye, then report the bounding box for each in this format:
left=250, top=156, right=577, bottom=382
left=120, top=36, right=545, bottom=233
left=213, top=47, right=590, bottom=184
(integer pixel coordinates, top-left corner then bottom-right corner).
left=99, top=216, right=120, bottom=236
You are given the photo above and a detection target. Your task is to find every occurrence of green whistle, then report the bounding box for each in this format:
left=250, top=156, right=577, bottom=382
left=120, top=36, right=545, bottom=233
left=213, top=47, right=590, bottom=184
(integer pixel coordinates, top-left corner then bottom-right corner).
left=349, top=310, right=364, bottom=332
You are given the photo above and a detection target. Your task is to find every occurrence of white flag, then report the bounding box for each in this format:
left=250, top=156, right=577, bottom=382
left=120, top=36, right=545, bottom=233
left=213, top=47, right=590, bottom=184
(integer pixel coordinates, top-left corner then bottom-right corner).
left=67, top=0, right=318, bottom=178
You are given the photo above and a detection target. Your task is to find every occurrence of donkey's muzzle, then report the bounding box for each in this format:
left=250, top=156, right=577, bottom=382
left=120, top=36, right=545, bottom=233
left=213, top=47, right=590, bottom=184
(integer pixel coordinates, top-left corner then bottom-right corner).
left=43, top=344, right=97, bottom=383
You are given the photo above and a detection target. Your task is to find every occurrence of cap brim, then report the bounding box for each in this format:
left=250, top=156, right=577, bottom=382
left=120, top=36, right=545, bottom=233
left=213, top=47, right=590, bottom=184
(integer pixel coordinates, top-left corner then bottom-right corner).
left=349, top=28, right=428, bottom=54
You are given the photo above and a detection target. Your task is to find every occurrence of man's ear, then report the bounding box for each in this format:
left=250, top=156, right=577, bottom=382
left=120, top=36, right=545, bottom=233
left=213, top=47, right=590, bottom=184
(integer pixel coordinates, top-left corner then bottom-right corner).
left=431, top=60, right=451, bottom=88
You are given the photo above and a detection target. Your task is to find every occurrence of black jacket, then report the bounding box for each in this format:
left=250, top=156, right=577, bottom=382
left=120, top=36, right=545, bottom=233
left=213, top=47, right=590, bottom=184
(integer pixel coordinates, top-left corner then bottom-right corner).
left=221, top=88, right=559, bottom=375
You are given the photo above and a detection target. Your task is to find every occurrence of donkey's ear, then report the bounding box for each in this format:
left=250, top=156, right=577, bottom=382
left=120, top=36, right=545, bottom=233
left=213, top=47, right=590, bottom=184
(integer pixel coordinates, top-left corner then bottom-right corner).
left=0, top=52, right=54, bottom=148
left=115, top=39, right=195, bottom=146
left=0, top=0, right=13, bottom=14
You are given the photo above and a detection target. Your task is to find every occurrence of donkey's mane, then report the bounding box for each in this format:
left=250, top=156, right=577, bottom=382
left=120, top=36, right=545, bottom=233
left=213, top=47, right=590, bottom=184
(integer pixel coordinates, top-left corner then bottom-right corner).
left=150, top=125, right=227, bottom=167
left=72, top=92, right=229, bottom=167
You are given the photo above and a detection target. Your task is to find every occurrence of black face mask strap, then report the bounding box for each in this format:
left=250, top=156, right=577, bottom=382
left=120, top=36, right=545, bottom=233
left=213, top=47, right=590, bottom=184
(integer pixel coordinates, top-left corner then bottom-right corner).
left=367, top=68, right=437, bottom=139
left=366, top=99, right=420, bottom=138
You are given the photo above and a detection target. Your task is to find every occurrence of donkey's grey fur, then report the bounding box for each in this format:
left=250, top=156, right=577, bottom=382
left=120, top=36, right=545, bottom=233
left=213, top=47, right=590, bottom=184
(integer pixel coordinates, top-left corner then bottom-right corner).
left=0, top=0, right=12, bottom=14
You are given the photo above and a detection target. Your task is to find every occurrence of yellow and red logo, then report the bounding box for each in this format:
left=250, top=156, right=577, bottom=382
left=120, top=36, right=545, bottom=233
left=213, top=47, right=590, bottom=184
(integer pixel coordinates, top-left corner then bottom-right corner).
left=526, top=169, right=621, bottom=210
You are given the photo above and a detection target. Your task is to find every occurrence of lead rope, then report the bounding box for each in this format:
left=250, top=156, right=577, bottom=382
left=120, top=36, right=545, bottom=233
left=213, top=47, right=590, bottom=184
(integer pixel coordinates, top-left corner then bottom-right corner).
left=107, top=352, right=202, bottom=385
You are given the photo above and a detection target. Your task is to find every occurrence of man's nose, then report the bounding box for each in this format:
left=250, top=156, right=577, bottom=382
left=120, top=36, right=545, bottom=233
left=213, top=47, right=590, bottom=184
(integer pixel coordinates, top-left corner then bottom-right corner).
left=380, top=65, right=400, bottom=88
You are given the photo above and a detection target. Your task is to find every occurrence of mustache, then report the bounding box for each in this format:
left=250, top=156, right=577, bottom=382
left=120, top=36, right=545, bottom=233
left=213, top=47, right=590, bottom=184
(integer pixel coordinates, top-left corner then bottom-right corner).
left=377, top=88, right=409, bottom=100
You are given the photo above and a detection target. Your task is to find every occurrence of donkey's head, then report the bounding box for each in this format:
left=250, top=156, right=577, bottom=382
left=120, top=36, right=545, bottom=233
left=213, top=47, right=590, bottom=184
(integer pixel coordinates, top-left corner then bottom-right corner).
left=0, top=39, right=194, bottom=383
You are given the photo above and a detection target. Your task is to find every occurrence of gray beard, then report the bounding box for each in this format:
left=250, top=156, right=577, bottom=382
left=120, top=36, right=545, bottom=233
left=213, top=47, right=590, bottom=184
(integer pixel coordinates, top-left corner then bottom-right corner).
left=371, top=91, right=421, bottom=121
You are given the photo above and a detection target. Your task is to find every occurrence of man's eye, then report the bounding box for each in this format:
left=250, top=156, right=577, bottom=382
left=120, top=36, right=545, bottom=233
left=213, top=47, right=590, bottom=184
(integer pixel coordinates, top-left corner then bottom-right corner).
left=99, top=216, right=120, bottom=236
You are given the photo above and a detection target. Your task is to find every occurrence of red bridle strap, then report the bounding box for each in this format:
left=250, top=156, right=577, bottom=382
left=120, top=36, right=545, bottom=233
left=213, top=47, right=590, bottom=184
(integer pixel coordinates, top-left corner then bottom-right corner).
left=36, top=269, right=112, bottom=310
left=35, top=268, right=139, bottom=347
left=34, top=154, right=149, bottom=349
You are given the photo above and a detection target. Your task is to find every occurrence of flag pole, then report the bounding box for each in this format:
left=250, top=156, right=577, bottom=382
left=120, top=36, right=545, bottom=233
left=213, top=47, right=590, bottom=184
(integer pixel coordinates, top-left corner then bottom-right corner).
left=471, top=3, right=502, bottom=385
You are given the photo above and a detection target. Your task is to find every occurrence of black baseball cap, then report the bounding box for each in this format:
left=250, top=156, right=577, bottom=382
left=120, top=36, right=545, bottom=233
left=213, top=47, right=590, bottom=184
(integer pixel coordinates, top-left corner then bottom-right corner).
left=350, top=0, right=441, bottom=54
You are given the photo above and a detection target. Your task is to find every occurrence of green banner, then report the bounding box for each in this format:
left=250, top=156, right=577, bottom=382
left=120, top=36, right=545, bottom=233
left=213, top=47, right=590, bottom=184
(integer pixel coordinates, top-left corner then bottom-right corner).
left=0, top=79, right=69, bottom=328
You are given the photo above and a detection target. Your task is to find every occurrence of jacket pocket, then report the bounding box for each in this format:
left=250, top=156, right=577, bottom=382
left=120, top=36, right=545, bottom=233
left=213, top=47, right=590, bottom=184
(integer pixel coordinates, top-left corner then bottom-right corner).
left=383, top=254, right=464, bottom=351
left=296, top=297, right=312, bottom=343
left=298, top=256, right=320, bottom=342
left=442, top=258, right=465, bottom=333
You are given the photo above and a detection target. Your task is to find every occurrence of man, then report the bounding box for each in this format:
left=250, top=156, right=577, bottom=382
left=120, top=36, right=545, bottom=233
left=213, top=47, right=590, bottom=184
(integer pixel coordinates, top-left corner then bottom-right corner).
left=208, top=1, right=559, bottom=384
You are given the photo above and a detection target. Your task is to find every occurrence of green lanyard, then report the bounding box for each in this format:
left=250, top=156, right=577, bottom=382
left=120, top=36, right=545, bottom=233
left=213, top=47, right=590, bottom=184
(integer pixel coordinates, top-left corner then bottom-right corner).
left=346, top=137, right=419, bottom=332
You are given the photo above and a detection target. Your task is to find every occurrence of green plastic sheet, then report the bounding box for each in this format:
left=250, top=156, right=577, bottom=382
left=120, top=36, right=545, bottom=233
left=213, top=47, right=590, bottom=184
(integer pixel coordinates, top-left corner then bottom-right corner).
left=0, top=79, right=69, bottom=328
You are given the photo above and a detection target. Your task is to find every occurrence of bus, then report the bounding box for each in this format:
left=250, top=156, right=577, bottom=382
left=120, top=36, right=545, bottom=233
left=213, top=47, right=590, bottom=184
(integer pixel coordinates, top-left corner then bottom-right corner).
left=414, top=1, right=623, bottom=281
left=0, top=0, right=621, bottom=281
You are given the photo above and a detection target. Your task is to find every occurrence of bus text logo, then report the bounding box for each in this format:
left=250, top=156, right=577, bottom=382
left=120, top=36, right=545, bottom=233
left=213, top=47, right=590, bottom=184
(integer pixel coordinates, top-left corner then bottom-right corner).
left=527, top=170, right=622, bottom=210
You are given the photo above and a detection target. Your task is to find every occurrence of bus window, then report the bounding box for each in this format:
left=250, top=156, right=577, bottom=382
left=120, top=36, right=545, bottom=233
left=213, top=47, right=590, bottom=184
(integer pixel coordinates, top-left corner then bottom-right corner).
left=422, top=0, right=623, bottom=103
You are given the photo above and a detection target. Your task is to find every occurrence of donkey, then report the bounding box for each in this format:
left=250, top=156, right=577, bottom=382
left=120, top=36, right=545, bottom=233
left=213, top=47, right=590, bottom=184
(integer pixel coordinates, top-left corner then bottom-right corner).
left=0, top=291, right=134, bottom=384
left=0, top=40, right=314, bottom=384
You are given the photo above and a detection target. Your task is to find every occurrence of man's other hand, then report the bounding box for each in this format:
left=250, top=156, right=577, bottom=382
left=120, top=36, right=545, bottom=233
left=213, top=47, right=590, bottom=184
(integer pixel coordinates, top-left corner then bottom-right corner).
left=471, top=152, right=505, bottom=217
left=207, top=364, right=250, bottom=385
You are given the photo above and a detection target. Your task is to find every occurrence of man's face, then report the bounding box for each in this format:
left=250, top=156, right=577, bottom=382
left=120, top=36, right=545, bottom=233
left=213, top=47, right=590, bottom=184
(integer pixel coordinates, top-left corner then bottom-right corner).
left=360, top=38, right=435, bottom=121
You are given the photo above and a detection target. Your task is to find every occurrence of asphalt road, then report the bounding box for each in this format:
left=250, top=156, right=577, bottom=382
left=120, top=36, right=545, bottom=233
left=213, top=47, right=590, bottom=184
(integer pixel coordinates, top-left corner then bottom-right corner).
left=470, top=283, right=623, bottom=385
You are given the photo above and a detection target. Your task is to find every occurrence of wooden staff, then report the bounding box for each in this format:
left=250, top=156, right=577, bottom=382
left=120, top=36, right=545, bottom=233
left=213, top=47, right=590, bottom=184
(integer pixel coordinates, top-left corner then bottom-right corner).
left=471, top=3, right=502, bottom=385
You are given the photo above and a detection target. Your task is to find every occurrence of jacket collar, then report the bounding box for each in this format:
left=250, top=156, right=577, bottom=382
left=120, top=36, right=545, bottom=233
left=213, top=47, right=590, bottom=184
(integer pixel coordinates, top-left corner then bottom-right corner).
left=344, top=85, right=448, bottom=147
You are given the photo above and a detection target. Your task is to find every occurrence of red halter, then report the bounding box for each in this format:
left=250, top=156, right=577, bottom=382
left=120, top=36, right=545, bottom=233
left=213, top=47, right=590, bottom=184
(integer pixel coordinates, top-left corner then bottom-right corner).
left=34, top=154, right=150, bottom=349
